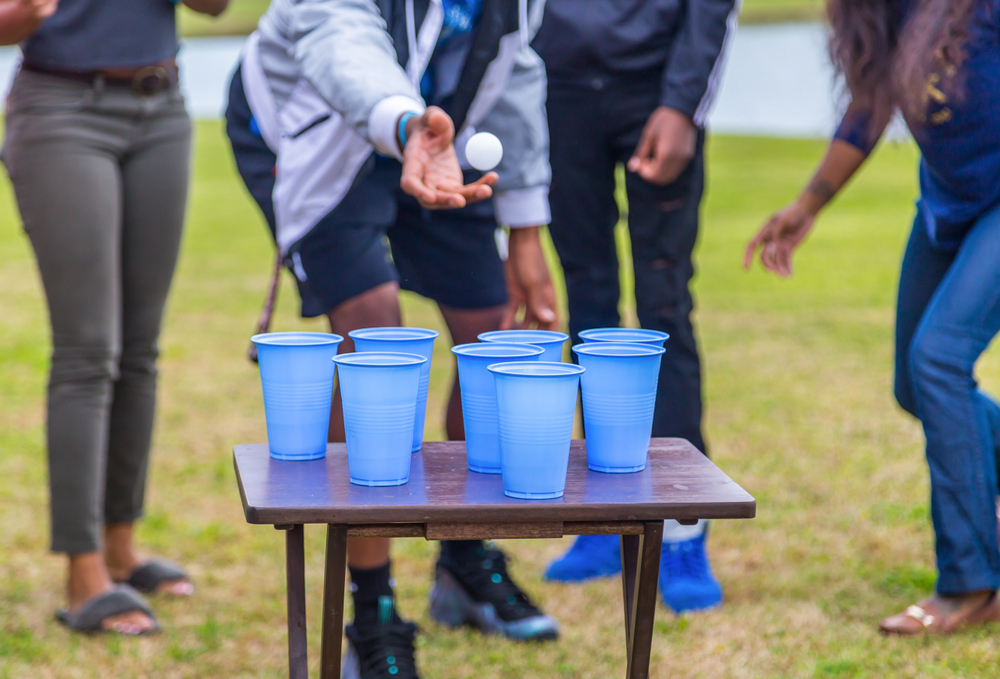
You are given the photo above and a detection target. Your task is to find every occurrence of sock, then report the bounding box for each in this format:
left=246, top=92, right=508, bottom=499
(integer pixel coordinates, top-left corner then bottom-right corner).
left=439, top=540, right=485, bottom=564
left=349, top=562, right=402, bottom=629
left=662, top=519, right=705, bottom=544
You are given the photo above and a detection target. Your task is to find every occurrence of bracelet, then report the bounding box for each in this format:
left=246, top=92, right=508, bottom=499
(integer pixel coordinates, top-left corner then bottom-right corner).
left=397, top=111, right=419, bottom=150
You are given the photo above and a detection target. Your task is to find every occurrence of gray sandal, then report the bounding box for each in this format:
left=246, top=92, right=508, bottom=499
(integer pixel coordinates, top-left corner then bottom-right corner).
left=56, top=585, right=159, bottom=635
left=120, top=558, right=192, bottom=595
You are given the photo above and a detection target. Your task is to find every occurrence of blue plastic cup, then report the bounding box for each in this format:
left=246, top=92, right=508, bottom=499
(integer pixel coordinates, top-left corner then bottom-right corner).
left=332, top=352, right=427, bottom=486
left=489, top=361, right=584, bottom=499
left=349, top=327, right=439, bottom=452
left=573, top=342, right=666, bottom=473
left=452, top=343, right=545, bottom=474
left=251, top=332, right=344, bottom=461
left=478, top=330, right=569, bottom=362
left=578, top=327, right=669, bottom=347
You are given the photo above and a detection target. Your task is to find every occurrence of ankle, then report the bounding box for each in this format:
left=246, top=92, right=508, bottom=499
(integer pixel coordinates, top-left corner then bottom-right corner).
left=67, top=552, right=114, bottom=609
left=103, top=523, right=140, bottom=573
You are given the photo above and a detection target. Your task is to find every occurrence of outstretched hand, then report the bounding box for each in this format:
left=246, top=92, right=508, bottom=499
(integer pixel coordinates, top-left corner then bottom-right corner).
left=399, top=107, right=498, bottom=210
left=743, top=202, right=816, bottom=277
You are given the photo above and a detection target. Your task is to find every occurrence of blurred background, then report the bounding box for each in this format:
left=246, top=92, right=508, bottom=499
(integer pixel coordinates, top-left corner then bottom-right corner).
left=3, top=0, right=998, bottom=677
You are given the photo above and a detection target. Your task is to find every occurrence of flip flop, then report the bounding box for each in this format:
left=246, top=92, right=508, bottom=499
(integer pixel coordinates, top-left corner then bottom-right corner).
left=56, top=584, right=159, bottom=635
left=879, top=593, right=1000, bottom=635
left=118, top=558, right=193, bottom=595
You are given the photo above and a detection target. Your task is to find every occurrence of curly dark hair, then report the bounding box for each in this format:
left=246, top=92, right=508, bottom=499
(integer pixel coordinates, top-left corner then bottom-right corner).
left=827, top=0, right=980, bottom=132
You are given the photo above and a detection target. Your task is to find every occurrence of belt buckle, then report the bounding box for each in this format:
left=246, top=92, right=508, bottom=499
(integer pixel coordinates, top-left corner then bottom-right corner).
left=132, top=65, right=169, bottom=96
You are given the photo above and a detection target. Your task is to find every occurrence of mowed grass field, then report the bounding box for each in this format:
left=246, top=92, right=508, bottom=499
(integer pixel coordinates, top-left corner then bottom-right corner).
left=3, top=124, right=1000, bottom=678
left=178, top=0, right=825, bottom=37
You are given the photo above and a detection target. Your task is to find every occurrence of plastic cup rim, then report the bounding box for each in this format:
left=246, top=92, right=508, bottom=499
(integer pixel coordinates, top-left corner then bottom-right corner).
left=572, top=342, right=666, bottom=357
left=251, top=331, right=344, bottom=346
left=578, top=328, right=670, bottom=343
left=478, top=330, right=569, bottom=345
left=332, top=351, right=428, bottom=367
left=487, top=360, right=584, bottom=377
left=348, top=327, right=440, bottom=342
left=452, top=342, right=545, bottom=358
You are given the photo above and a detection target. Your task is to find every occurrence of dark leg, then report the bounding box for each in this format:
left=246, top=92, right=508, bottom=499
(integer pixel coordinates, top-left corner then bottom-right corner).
left=286, top=525, right=308, bottom=679
left=321, top=525, right=349, bottom=679
left=620, top=522, right=664, bottom=679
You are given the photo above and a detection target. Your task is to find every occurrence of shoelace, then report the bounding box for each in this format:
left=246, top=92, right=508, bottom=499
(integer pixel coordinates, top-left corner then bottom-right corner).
left=346, top=621, right=419, bottom=679
left=452, top=549, right=543, bottom=621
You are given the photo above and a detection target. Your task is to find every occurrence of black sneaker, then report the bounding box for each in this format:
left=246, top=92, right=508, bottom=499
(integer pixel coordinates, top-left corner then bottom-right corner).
left=429, top=546, right=559, bottom=641
left=342, top=620, right=419, bottom=679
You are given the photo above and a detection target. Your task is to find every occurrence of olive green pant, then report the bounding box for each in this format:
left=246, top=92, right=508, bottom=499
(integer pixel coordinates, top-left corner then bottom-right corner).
left=2, top=69, right=191, bottom=553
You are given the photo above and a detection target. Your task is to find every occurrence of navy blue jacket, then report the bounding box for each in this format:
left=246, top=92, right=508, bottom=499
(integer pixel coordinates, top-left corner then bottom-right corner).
left=531, top=0, right=738, bottom=125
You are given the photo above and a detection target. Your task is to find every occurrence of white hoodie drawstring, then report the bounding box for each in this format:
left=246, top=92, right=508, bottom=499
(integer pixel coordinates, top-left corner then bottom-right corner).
left=405, top=0, right=418, bottom=86
left=518, top=0, right=528, bottom=44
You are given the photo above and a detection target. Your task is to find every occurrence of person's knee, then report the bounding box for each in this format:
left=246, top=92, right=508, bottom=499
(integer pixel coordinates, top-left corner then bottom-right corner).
left=49, top=343, right=120, bottom=386
left=907, top=327, right=974, bottom=401
left=118, top=340, right=160, bottom=378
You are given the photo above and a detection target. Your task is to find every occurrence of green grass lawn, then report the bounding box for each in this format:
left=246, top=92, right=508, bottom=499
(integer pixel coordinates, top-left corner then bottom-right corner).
left=3, top=124, right=1000, bottom=678
left=178, top=0, right=824, bottom=37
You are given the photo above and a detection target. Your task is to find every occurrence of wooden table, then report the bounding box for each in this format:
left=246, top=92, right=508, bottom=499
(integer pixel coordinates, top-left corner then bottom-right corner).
left=233, top=438, right=755, bottom=679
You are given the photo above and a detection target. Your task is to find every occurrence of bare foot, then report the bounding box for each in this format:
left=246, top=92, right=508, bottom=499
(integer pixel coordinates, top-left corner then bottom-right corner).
left=68, top=552, right=157, bottom=634
left=105, top=523, right=194, bottom=596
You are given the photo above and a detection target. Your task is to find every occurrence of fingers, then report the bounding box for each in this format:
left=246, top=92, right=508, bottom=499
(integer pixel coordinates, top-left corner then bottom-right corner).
left=499, top=301, right=518, bottom=331
left=627, top=125, right=655, bottom=174
left=399, top=169, right=439, bottom=206
left=526, top=285, right=558, bottom=330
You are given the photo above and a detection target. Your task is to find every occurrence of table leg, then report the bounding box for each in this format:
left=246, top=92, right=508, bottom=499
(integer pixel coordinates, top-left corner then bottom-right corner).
left=321, top=525, right=348, bottom=679
left=286, top=524, right=308, bottom=679
left=620, top=521, right=664, bottom=679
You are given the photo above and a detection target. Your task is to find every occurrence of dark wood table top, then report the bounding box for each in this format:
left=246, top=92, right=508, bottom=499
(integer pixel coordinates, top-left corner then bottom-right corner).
left=233, top=438, right=755, bottom=526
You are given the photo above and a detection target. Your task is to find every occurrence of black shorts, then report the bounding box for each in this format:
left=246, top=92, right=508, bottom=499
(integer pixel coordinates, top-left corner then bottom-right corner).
left=226, top=65, right=508, bottom=318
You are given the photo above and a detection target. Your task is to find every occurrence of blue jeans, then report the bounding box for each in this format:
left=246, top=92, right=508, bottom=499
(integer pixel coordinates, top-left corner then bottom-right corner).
left=894, top=202, right=1000, bottom=595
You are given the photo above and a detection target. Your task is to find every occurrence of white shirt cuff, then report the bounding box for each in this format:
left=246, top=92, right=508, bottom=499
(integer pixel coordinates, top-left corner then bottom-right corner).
left=493, top=186, right=550, bottom=228
left=369, top=95, right=425, bottom=161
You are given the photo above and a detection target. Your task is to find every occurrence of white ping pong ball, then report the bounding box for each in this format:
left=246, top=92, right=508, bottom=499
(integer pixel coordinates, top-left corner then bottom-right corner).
left=465, top=132, right=503, bottom=172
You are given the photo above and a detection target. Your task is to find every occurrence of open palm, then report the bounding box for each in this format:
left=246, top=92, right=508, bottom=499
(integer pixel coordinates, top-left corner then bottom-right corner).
left=400, top=107, right=497, bottom=209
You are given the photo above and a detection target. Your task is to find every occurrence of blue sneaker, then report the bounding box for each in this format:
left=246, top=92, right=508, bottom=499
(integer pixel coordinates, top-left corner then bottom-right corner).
left=658, top=532, right=723, bottom=613
left=544, top=535, right=621, bottom=582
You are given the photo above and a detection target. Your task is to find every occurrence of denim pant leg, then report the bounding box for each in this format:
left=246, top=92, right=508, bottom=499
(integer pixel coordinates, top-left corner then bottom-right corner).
left=894, top=219, right=1000, bottom=483
left=904, top=205, right=1000, bottom=595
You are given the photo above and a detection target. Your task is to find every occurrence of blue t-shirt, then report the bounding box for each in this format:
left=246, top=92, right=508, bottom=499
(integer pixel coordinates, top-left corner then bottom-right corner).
left=420, top=0, right=483, bottom=104
left=22, top=0, right=178, bottom=71
left=834, top=0, right=1000, bottom=249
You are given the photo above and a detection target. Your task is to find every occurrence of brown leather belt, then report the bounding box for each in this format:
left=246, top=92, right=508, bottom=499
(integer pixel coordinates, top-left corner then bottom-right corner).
left=22, top=60, right=179, bottom=96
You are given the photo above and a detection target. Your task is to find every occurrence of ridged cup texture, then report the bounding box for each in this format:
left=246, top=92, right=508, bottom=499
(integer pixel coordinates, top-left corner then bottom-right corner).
left=573, top=343, right=665, bottom=473
left=333, top=352, right=426, bottom=486
left=489, top=362, right=583, bottom=499
left=252, top=332, right=343, bottom=461
left=452, top=343, right=544, bottom=473
left=349, top=328, right=438, bottom=452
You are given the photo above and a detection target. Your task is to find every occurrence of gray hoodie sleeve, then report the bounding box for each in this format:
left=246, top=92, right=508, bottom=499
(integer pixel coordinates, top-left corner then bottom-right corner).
left=287, top=0, right=425, bottom=155
left=475, top=42, right=551, bottom=227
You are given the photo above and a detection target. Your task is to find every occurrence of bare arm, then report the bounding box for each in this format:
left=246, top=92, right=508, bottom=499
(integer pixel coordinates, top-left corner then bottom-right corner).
left=742, top=138, right=871, bottom=276
left=0, top=0, right=58, bottom=46
left=182, top=0, right=229, bottom=17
